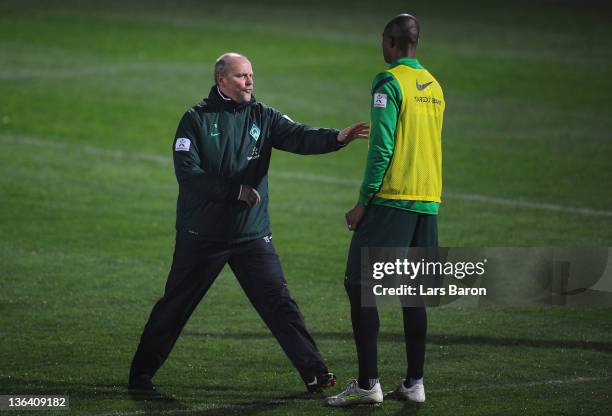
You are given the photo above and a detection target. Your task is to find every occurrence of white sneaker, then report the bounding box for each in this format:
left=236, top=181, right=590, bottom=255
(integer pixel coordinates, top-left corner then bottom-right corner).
left=325, top=379, right=383, bottom=407
left=392, top=379, right=425, bottom=402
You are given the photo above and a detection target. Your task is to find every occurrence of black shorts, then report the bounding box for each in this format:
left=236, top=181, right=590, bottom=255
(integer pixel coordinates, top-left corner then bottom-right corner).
left=345, top=204, right=438, bottom=286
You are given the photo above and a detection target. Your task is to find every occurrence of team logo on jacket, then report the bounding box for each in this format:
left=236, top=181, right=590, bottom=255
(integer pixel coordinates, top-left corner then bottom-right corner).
left=249, top=123, right=261, bottom=141
left=175, top=137, right=191, bottom=151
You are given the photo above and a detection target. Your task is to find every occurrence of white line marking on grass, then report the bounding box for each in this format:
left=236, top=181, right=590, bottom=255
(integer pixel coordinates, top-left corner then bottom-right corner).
left=444, top=192, right=612, bottom=218
left=266, top=171, right=612, bottom=218
left=432, top=375, right=611, bottom=394
left=83, top=399, right=293, bottom=416
left=0, top=63, right=202, bottom=80
left=2, top=135, right=170, bottom=165
left=83, top=376, right=610, bottom=416
left=3, top=135, right=612, bottom=218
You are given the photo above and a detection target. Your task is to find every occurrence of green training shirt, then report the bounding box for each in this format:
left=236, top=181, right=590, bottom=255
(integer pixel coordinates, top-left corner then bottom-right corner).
left=358, top=58, right=440, bottom=215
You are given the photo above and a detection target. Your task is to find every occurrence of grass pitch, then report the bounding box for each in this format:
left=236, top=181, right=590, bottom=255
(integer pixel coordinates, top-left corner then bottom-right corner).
left=1, top=0, right=611, bottom=414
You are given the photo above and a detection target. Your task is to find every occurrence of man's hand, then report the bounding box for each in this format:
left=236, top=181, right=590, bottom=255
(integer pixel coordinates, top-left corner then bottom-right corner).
left=337, top=122, right=369, bottom=145
left=238, top=185, right=261, bottom=207
left=345, top=204, right=366, bottom=231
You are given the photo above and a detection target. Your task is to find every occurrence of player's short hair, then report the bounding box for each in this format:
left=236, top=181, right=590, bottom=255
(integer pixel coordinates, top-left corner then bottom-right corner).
left=214, top=52, right=245, bottom=84
left=384, top=14, right=420, bottom=51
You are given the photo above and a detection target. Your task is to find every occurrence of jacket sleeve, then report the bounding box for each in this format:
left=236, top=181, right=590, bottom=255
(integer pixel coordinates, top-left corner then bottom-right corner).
left=269, top=109, right=342, bottom=155
left=357, top=72, right=401, bottom=205
left=173, top=110, right=241, bottom=201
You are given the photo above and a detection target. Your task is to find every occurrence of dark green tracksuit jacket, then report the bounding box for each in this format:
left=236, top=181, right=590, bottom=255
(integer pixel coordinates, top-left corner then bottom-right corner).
left=172, top=86, right=342, bottom=243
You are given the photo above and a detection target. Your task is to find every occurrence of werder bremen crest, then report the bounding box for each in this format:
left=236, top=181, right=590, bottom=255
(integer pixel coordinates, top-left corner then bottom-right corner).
left=249, top=123, right=261, bottom=141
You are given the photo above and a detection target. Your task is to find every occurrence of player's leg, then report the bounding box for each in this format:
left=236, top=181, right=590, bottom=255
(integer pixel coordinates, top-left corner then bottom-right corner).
left=327, top=207, right=388, bottom=406
left=404, top=213, right=436, bottom=379
left=330, top=205, right=422, bottom=406
left=129, top=238, right=229, bottom=387
left=229, top=235, right=334, bottom=391
left=345, top=281, right=380, bottom=388
left=397, top=306, right=427, bottom=401
left=396, top=213, right=437, bottom=402
left=343, top=217, right=380, bottom=391
left=344, top=205, right=419, bottom=390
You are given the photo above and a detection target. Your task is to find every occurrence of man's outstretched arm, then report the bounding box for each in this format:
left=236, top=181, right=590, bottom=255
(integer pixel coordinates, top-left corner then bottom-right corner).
left=270, top=110, right=368, bottom=154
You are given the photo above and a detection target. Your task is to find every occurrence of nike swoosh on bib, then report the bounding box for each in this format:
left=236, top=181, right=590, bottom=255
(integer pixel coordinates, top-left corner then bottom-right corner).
left=416, top=80, right=433, bottom=91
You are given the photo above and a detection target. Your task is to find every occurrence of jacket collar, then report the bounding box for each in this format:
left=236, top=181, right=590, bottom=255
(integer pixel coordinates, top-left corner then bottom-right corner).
left=203, top=85, right=256, bottom=111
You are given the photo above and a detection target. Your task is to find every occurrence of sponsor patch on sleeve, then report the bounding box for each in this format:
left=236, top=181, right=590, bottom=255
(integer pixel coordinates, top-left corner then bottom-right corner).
left=373, top=93, right=387, bottom=108
left=175, top=137, right=191, bottom=152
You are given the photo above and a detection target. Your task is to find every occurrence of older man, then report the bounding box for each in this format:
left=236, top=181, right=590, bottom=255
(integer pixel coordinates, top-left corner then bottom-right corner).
left=128, top=53, right=368, bottom=394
